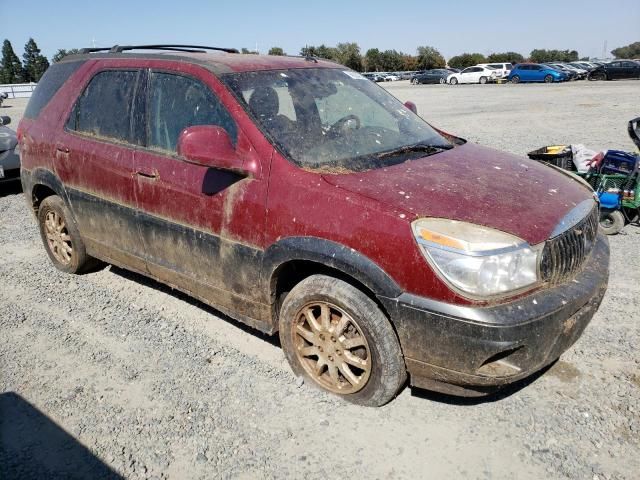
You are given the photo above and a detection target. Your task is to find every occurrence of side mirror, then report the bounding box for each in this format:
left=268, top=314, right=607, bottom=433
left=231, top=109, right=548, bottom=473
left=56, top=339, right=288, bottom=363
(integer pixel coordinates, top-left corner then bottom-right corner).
left=404, top=101, right=418, bottom=115
left=177, top=125, right=247, bottom=174
left=0, top=116, right=10, bottom=126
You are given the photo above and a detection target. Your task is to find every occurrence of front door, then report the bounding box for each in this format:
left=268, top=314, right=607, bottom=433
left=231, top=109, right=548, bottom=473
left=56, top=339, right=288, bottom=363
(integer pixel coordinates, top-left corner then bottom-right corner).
left=133, top=68, right=270, bottom=321
left=58, top=68, right=147, bottom=270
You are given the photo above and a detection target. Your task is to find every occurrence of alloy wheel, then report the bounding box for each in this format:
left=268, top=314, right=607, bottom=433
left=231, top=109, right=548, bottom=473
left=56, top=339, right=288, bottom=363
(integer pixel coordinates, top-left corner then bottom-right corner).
left=292, top=301, right=372, bottom=394
left=44, top=210, right=73, bottom=265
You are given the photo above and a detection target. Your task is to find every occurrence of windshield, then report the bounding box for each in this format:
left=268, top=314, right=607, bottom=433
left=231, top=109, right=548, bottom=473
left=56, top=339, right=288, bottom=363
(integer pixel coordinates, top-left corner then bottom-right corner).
left=221, top=68, right=452, bottom=172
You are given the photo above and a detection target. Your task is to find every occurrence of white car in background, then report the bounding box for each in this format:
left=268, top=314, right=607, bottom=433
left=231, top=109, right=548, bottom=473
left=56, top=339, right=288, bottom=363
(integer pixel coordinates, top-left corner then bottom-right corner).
left=477, top=62, right=513, bottom=78
left=447, top=66, right=497, bottom=85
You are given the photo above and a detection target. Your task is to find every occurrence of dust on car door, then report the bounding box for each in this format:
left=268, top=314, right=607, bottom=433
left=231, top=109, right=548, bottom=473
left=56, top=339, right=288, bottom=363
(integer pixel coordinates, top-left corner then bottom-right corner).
left=61, top=68, right=147, bottom=270
left=133, top=67, right=270, bottom=320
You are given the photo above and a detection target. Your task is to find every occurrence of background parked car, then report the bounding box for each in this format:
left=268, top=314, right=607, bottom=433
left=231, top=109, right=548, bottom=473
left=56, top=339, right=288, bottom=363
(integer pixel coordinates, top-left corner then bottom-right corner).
left=363, top=73, right=385, bottom=82
left=588, top=60, right=640, bottom=80
left=477, top=62, right=513, bottom=78
left=558, top=63, right=588, bottom=79
left=569, top=61, right=597, bottom=72
left=0, top=116, right=19, bottom=184
left=508, top=63, right=568, bottom=83
left=447, top=66, right=497, bottom=85
left=411, top=69, right=451, bottom=84
left=544, top=63, right=579, bottom=80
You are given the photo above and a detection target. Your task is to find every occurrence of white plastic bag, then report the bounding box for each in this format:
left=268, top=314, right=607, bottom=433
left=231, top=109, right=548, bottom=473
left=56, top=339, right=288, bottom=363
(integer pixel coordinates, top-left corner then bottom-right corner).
left=571, top=144, right=601, bottom=172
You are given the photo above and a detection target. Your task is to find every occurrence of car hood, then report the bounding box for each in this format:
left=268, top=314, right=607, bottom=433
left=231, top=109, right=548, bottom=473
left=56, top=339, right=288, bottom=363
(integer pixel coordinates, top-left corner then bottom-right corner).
left=321, top=143, right=593, bottom=245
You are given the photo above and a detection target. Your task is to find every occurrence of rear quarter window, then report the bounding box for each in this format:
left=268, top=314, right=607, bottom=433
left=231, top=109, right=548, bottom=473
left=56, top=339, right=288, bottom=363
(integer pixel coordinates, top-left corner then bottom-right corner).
left=24, top=61, right=85, bottom=119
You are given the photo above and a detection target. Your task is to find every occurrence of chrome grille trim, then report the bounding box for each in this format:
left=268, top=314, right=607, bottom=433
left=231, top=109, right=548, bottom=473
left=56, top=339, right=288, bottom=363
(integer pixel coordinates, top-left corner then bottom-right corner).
left=540, top=203, right=599, bottom=284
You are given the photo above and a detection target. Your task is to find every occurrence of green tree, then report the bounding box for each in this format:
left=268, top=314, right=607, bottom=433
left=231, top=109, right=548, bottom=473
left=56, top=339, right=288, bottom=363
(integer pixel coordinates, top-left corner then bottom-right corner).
left=240, top=48, right=258, bottom=54
left=401, top=54, right=418, bottom=71
left=486, top=51, right=524, bottom=64
left=611, top=41, right=640, bottom=59
left=530, top=49, right=579, bottom=63
left=364, top=48, right=381, bottom=71
left=22, top=38, right=49, bottom=82
left=51, top=48, right=80, bottom=63
left=447, top=52, right=487, bottom=69
left=268, top=47, right=285, bottom=56
left=416, top=46, right=446, bottom=70
left=0, top=39, right=23, bottom=84
left=379, top=49, right=404, bottom=71
left=334, top=42, right=362, bottom=71
left=300, top=44, right=337, bottom=61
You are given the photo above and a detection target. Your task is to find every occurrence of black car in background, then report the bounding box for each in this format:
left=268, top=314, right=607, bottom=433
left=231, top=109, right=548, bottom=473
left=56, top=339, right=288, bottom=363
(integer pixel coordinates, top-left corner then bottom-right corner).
left=411, top=69, right=451, bottom=84
left=588, top=60, right=640, bottom=80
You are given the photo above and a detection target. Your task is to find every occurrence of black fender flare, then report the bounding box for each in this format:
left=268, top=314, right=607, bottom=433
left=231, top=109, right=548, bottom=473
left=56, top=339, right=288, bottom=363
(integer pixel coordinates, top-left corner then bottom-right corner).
left=22, top=167, right=73, bottom=216
left=262, top=237, right=402, bottom=300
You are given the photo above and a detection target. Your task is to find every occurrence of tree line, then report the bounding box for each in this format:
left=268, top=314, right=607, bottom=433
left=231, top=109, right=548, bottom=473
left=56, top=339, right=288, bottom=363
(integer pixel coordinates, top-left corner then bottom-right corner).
left=1, top=38, right=638, bottom=84
left=1, top=38, right=50, bottom=84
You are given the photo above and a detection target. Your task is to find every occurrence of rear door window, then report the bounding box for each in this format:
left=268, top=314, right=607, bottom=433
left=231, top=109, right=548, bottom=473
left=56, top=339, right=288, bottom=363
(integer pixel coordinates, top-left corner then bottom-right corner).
left=147, top=72, right=237, bottom=153
left=67, top=70, right=141, bottom=143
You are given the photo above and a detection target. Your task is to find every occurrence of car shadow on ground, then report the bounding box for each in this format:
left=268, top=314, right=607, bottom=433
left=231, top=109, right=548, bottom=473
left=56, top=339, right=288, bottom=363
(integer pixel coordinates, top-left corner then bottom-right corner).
left=409, top=361, right=554, bottom=405
left=0, top=392, right=122, bottom=479
left=108, top=265, right=557, bottom=405
left=0, top=179, right=22, bottom=197
left=108, top=265, right=282, bottom=348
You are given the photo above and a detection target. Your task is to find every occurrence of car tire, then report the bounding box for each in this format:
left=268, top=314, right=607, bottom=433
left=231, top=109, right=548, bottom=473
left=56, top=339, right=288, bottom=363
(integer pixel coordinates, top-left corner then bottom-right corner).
left=599, top=210, right=625, bottom=235
left=410, top=78, right=417, bottom=85
left=450, top=77, right=458, bottom=85
left=544, top=74, right=554, bottom=83
left=279, top=274, right=406, bottom=407
left=511, top=75, right=520, bottom=84
left=479, top=76, right=488, bottom=84
left=37, top=195, right=95, bottom=274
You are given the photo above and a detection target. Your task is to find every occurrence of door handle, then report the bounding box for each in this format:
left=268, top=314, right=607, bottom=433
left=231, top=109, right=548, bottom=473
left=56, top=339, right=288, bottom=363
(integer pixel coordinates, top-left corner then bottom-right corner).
left=135, top=169, right=159, bottom=180
left=55, top=143, right=69, bottom=154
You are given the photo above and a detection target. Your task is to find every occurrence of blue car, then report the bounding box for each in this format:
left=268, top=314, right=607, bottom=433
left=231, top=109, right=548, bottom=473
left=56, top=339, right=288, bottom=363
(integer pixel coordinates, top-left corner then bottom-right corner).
left=508, top=63, right=568, bottom=83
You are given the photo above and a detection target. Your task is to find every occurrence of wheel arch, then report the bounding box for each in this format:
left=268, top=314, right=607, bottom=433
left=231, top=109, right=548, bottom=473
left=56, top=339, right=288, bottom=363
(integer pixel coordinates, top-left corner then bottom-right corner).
left=25, top=168, right=72, bottom=217
left=263, top=237, right=403, bottom=327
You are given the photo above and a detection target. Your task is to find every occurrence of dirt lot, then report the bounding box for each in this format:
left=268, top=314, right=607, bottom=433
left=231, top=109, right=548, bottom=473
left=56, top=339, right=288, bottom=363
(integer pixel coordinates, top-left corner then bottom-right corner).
left=1, top=81, right=639, bottom=479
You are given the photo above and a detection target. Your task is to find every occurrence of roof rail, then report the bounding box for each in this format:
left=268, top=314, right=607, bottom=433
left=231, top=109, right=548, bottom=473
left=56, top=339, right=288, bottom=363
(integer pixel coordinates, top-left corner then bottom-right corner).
left=78, top=44, right=239, bottom=55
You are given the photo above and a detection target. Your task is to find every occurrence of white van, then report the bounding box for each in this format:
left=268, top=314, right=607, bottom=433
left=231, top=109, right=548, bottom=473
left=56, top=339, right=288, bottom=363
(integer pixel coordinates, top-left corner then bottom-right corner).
left=478, top=63, right=513, bottom=78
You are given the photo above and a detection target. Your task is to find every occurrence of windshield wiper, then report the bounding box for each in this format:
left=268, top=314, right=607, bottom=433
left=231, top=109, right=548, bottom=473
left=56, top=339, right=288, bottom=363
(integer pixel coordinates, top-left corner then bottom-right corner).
left=376, top=142, right=453, bottom=159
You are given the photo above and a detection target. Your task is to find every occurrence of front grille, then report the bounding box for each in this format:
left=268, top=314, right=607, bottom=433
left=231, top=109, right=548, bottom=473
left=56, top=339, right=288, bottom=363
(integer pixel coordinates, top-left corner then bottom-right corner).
left=540, top=204, right=599, bottom=284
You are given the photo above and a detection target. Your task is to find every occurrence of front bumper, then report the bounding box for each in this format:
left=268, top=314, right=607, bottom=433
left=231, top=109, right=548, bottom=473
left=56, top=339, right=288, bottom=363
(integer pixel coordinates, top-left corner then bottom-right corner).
left=380, top=233, right=609, bottom=396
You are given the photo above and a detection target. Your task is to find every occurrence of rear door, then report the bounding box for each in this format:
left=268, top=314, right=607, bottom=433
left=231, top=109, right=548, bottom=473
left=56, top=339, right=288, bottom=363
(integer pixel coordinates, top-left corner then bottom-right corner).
left=529, top=65, right=543, bottom=81
left=459, top=67, right=475, bottom=83
left=59, top=68, right=147, bottom=269
left=133, top=67, right=270, bottom=317
left=608, top=62, right=622, bottom=79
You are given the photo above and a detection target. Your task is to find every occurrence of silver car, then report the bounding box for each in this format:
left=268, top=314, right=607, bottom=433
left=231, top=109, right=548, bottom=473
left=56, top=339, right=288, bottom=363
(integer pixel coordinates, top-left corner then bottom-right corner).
left=0, top=116, right=19, bottom=183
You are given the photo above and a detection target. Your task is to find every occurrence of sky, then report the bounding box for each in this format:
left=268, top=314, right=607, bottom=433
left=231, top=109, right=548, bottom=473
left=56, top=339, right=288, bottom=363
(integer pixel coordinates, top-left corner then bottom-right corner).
left=2, top=0, right=639, bottom=61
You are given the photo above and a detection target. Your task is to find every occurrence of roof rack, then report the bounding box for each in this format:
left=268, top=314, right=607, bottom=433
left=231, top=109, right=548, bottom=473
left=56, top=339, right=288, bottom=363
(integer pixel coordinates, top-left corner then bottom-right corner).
left=78, top=44, right=239, bottom=55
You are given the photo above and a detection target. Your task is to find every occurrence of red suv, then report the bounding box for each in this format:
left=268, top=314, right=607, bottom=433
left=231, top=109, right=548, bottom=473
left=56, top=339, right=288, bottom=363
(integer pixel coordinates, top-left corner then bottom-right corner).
left=19, top=45, right=609, bottom=405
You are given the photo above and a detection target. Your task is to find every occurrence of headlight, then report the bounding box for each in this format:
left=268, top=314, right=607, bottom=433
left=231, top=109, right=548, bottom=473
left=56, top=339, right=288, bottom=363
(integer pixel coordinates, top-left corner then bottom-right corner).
left=411, top=218, right=540, bottom=297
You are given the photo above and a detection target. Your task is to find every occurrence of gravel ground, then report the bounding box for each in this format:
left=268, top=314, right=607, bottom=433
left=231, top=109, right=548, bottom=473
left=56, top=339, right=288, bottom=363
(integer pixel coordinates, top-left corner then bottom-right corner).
left=1, top=80, right=639, bottom=479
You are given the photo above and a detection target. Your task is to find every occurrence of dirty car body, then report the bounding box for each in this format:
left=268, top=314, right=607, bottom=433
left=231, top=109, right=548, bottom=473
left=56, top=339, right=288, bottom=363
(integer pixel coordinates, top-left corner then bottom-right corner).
left=18, top=48, right=609, bottom=402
